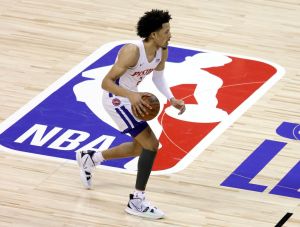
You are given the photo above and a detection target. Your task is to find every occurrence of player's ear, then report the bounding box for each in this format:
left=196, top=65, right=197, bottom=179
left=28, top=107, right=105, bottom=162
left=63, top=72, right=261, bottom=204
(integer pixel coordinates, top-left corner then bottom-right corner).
left=150, top=31, right=158, bottom=40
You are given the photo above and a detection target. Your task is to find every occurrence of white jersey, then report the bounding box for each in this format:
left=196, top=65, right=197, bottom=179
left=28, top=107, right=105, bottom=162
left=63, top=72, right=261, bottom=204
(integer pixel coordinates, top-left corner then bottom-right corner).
left=116, top=40, right=162, bottom=91
left=102, top=40, right=163, bottom=137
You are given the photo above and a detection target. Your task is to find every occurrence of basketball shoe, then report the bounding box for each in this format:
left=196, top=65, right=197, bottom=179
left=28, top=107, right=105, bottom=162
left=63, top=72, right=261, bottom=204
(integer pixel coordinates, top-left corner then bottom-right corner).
left=125, top=193, right=165, bottom=219
left=76, top=150, right=98, bottom=189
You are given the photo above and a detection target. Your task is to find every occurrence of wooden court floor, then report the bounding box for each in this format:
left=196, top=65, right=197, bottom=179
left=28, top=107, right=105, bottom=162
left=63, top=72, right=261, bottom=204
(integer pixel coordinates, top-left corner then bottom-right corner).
left=0, top=0, right=299, bottom=226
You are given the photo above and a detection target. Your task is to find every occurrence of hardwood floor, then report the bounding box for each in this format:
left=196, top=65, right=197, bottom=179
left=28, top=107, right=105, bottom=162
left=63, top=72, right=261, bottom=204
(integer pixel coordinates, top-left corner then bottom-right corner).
left=0, top=0, right=299, bottom=226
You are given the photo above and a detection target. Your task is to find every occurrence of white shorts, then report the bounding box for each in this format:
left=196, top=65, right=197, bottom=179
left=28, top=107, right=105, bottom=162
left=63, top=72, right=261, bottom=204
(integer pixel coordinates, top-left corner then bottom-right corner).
left=102, top=91, right=148, bottom=137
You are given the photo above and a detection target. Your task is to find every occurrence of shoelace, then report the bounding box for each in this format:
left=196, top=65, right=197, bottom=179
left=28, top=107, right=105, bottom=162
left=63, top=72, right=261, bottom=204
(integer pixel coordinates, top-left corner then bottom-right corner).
left=141, top=199, right=157, bottom=211
left=82, top=152, right=96, bottom=169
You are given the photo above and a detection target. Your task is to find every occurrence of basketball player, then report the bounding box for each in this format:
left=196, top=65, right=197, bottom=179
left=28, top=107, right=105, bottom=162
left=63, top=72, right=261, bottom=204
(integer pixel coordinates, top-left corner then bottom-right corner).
left=76, top=9, right=185, bottom=219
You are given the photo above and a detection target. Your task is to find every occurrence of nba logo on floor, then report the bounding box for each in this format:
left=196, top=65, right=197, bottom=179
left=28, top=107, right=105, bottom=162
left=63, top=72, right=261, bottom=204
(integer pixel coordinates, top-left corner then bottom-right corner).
left=0, top=41, right=285, bottom=174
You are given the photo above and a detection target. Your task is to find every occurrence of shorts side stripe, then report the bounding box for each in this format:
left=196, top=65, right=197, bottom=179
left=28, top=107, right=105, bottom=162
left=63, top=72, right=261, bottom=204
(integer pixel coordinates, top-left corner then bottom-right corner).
left=120, top=106, right=139, bottom=126
left=115, top=108, right=132, bottom=130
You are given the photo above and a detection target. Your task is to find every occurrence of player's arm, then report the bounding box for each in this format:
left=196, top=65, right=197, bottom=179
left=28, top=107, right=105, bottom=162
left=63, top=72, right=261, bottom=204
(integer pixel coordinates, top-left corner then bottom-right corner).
left=102, top=44, right=138, bottom=98
left=153, top=48, right=173, bottom=99
left=101, top=44, right=151, bottom=116
left=153, top=48, right=186, bottom=115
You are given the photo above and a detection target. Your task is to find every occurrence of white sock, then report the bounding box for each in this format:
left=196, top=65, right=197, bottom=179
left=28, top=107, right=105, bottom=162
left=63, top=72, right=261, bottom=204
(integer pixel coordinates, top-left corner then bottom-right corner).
left=133, top=190, right=145, bottom=199
left=92, top=151, right=105, bottom=163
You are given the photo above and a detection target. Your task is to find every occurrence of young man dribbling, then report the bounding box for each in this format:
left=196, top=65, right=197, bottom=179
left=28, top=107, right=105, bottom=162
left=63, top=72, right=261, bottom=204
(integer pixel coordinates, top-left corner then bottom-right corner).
left=76, top=9, right=185, bottom=219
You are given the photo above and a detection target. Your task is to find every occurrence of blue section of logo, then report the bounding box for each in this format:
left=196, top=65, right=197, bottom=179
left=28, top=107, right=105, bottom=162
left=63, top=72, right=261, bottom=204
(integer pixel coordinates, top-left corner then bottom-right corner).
left=221, top=121, right=300, bottom=199
left=276, top=122, right=300, bottom=140
left=168, top=46, right=199, bottom=63
left=0, top=43, right=202, bottom=170
left=221, top=139, right=287, bottom=192
left=270, top=161, right=300, bottom=198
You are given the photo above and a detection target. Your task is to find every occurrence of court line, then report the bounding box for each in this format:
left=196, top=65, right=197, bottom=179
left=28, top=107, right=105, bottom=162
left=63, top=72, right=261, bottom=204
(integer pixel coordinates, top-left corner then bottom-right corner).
left=275, top=212, right=293, bottom=227
left=292, top=124, right=300, bottom=140
left=231, top=172, right=300, bottom=193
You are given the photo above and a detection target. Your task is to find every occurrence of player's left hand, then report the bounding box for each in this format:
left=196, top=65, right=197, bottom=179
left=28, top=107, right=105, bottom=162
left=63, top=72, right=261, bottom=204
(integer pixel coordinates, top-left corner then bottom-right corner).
left=170, top=98, right=186, bottom=115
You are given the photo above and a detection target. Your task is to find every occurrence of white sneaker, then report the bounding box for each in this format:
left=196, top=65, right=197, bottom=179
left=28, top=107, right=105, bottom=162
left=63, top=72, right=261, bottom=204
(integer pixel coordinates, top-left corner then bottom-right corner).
left=125, top=194, right=165, bottom=219
left=76, top=150, right=97, bottom=189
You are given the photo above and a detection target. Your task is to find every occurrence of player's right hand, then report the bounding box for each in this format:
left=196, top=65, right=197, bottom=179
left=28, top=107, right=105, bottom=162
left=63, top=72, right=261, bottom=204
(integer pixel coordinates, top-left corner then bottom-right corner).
left=128, top=92, right=152, bottom=117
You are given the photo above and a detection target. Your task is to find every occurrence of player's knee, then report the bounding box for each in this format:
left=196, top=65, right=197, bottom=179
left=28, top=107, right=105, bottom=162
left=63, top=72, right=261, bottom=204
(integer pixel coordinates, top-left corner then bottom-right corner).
left=131, top=140, right=142, bottom=156
left=132, top=148, right=142, bottom=156
left=135, top=126, right=159, bottom=151
left=153, top=139, right=159, bottom=151
left=146, top=138, right=159, bottom=152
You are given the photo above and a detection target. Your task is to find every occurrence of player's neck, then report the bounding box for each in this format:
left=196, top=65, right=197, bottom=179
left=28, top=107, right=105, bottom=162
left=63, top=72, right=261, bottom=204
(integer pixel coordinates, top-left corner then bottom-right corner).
left=143, top=40, right=158, bottom=62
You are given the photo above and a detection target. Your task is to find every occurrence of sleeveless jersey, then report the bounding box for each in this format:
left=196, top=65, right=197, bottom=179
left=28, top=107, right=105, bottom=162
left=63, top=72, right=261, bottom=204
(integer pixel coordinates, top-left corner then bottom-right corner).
left=102, top=40, right=163, bottom=136
left=116, top=40, right=162, bottom=92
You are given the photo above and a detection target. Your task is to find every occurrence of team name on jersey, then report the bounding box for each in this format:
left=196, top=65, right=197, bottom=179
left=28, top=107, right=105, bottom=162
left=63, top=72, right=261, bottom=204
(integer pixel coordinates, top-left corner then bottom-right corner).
left=130, top=68, right=154, bottom=77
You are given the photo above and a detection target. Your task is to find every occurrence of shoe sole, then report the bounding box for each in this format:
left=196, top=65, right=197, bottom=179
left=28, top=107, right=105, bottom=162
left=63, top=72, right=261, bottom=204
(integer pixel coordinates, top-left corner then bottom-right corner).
left=125, top=207, right=164, bottom=219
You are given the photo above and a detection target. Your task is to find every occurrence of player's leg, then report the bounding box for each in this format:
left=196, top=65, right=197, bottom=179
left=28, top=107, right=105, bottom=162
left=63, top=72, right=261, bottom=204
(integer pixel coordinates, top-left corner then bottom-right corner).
left=76, top=95, right=147, bottom=189
left=76, top=139, right=142, bottom=189
left=101, top=139, right=142, bottom=160
left=98, top=126, right=158, bottom=192
left=133, top=126, right=159, bottom=191
left=125, top=126, right=164, bottom=219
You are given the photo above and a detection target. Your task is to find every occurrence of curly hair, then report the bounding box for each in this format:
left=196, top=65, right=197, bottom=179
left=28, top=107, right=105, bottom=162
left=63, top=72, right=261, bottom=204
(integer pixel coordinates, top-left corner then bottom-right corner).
left=137, top=9, right=172, bottom=39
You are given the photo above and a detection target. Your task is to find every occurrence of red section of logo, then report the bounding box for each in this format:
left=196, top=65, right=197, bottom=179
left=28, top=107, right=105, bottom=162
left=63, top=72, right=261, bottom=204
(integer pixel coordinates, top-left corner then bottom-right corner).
left=153, top=57, right=278, bottom=171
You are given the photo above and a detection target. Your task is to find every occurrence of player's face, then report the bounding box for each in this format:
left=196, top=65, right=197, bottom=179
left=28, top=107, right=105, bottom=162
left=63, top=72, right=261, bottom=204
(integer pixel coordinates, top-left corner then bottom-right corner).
left=155, top=23, right=171, bottom=49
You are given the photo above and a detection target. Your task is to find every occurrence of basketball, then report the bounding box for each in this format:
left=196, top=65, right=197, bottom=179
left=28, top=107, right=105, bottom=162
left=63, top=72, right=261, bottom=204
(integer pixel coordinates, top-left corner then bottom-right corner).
left=132, top=93, right=160, bottom=121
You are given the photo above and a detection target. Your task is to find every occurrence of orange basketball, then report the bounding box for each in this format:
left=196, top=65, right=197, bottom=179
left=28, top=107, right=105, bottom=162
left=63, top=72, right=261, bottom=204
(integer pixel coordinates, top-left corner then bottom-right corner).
left=132, top=93, right=160, bottom=121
